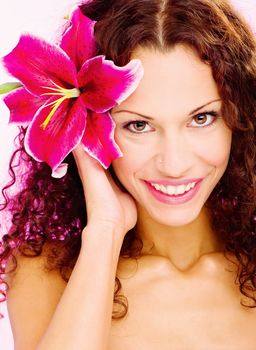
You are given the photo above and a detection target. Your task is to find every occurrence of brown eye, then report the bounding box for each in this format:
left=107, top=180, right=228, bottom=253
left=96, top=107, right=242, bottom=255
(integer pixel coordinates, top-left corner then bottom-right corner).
left=124, top=120, right=153, bottom=133
left=190, top=112, right=218, bottom=128
left=194, top=115, right=208, bottom=125
left=133, top=121, right=147, bottom=131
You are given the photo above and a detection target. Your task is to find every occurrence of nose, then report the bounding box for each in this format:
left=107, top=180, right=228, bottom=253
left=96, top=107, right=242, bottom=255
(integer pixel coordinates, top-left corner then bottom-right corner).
left=155, top=133, right=193, bottom=177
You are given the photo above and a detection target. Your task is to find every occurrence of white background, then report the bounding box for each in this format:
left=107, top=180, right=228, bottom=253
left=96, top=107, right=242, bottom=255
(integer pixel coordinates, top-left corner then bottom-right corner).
left=0, top=0, right=255, bottom=348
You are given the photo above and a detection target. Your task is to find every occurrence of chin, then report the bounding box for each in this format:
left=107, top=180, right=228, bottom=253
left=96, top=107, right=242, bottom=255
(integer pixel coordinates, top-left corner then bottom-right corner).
left=143, top=205, right=204, bottom=228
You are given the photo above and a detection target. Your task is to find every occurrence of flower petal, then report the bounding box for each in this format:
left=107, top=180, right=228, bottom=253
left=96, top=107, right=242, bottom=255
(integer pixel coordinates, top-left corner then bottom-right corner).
left=78, top=56, right=144, bottom=113
left=2, top=34, right=78, bottom=96
left=24, top=96, right=87, bottom=172
left=52, top=163, right=69, bottom=178
left=3, top=87, right=45, bottom=125
left=60, top=7, right=96, bottom=71
left=81, top=110, right=122, bottom=168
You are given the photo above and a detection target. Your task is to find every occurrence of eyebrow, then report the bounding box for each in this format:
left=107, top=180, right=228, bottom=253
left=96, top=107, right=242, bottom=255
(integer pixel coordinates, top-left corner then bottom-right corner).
left=113, top=99, right=222, bottom=120
left=189, top=99, right=222, bottom=116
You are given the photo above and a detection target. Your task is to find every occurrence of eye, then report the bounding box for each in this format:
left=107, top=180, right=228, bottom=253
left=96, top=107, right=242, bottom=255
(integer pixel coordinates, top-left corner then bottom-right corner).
left=123, top=120, right=153, bottom=134
left=190, top=111, right=218, bottom=127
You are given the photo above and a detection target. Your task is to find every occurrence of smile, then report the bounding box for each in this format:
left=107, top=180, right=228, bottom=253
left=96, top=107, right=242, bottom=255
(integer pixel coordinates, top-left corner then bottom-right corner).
left=150, top=182, right=196, bottom=196
left=144, top=179, right=203, bottom=205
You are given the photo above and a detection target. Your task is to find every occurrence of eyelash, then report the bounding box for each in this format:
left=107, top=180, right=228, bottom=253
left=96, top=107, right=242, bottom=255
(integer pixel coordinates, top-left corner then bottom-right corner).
left=122, top=111, right=219, bottom=134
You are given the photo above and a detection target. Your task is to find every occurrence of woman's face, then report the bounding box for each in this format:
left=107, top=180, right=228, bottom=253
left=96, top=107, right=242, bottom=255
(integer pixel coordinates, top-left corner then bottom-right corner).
left=111, top=45, right=232, bottom=227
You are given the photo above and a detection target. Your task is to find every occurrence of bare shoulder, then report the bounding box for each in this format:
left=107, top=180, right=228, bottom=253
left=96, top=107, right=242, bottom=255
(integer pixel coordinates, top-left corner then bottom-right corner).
left=5, top=243, right=67, bottom=349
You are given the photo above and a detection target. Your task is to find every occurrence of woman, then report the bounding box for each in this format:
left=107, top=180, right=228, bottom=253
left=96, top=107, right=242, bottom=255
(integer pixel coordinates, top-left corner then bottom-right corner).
left=1, top=0, right=256, bottom=348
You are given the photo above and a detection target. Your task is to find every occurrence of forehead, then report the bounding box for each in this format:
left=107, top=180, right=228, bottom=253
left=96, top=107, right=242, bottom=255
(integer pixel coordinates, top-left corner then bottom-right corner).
left=118, top=45, right=221, bottom=118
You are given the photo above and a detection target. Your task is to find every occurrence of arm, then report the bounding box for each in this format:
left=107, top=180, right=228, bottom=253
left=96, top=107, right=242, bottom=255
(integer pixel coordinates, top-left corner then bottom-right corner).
left=36, top=225, right=122, bottom=350
left=7, top=226, right=122, bottom=350
left=7, top=145, right=137, bottom=350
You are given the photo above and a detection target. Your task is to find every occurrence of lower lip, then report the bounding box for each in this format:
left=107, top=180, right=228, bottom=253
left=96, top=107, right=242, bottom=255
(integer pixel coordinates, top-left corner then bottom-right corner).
left=144, top=180, right=203, bottom=205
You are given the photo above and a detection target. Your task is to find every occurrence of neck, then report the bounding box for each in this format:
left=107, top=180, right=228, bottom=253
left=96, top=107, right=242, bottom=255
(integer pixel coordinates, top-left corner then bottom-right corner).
left=135, top=206, right=224, bottom=272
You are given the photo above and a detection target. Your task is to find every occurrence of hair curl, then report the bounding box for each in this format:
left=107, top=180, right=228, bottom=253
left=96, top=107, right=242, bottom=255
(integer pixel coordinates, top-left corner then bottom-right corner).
left=1, top=0, right=256, bottom=320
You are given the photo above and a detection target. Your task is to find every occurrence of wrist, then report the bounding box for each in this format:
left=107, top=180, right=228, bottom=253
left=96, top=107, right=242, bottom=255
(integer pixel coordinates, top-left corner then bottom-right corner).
left=81, top=223, right=124, bottom=253
left=84, top=219, right=125, bottom=237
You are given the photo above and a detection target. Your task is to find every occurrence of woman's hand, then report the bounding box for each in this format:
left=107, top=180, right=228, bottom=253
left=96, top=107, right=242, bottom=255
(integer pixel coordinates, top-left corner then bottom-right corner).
left=72, top=144, right=137, bottom=241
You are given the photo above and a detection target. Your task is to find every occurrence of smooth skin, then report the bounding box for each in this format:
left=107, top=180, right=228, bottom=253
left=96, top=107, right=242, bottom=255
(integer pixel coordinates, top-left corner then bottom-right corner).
left=6, top=45, right=256, bottom=350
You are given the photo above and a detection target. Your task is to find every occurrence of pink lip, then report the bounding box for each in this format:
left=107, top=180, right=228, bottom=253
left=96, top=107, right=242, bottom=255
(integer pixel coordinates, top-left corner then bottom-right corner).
left=144, top=179, right=203, bottom=205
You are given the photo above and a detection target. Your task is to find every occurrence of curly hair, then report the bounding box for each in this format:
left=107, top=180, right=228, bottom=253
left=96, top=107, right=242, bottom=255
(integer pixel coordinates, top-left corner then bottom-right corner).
left=1, top=0, right=256, bottom=320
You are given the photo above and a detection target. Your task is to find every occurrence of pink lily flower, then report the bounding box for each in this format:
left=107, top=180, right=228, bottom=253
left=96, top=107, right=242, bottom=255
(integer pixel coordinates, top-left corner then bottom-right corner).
left=2, top=7, right=144, bottom=178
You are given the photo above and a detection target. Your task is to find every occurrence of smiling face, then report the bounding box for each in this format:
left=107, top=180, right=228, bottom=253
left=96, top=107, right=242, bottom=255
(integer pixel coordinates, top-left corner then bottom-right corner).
left=111, top=45, right=232, bottom=227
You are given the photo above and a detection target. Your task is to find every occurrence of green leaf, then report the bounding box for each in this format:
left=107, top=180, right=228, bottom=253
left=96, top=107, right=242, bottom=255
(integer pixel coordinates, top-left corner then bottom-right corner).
left=0, top=82, right=23, bottom=95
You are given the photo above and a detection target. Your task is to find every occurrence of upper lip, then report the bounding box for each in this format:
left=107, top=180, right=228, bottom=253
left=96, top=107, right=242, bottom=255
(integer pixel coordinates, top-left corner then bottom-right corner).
left=145, top=178, right=204, bottom=186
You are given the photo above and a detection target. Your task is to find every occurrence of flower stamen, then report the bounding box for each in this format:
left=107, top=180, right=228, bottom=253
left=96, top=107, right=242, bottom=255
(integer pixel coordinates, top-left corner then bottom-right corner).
left=40, top=82, right=80, bottom=130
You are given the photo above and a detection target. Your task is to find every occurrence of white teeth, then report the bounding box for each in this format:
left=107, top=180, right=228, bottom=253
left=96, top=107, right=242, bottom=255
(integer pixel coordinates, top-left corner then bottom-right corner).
left=174, top=187, right=179, bottom=196
left=151, top=182, right=196, bottom=196
left=160, top=185, right=168, bottom=194
left=177, top=185, right=185, bottom=195
left=185, top=184, right=191, bottom=192
left=167, top=186, right=175, bottom=195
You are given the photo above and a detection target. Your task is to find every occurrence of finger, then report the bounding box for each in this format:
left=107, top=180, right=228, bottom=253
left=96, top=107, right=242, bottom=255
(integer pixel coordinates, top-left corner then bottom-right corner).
left=72, top=143, right=101, bottom=183
left=72, top=143, right=115, bottom=196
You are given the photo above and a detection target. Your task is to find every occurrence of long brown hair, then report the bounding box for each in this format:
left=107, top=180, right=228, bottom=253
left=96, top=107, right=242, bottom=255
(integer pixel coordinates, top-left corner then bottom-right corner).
left=1, top=0, right=256, bottom=320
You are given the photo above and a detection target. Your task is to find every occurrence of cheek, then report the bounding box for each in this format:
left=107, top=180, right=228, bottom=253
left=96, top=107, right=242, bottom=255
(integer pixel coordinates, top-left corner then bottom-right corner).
left=112, top=134, right=159, bottom=195
left=112, top=134, right=153, bottom=179
left=192, top=128, right=232, bottom=168
left=112, top=156, right=137, bottom=192
left=112, top=145, right=146, bottom=183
